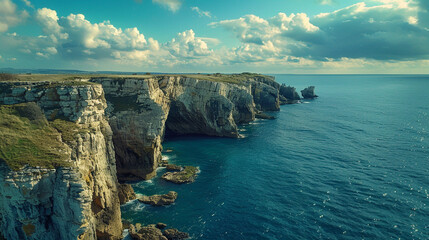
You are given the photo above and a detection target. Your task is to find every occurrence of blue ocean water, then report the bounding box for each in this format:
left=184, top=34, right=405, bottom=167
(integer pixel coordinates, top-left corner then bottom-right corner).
left=121, top=75, right=429, bottom=239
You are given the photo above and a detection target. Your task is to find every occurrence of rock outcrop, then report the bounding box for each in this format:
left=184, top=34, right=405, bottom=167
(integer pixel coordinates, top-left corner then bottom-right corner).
left=301, top=86, right=318, bottom=99
left=138, top=191, right=178, bottom=206
left=163, top=228, right=190, bottom=240
left=129, top=224, right=167, bottom=240
left=279, top=85, right=301, bottom=104
left=0, top=82, right=122, bottom=240
left=118, top=184, right=137, bottom=204
left=162, top=166, right=199, bottom=184
left=128, top=224, right=189, bottom=240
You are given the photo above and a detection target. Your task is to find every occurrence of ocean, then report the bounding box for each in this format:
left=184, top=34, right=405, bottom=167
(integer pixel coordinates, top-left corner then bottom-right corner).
left=121, top=75, right=429, bottom=239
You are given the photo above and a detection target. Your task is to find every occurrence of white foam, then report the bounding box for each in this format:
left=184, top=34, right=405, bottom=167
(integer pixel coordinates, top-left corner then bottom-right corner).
left=162, top=155, right=170, bottom=161
left=156, top=167, right=166, bottom=172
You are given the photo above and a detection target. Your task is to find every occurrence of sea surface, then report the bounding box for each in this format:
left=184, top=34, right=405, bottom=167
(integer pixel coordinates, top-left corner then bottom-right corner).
left=121, top=75, right=429, bottom=239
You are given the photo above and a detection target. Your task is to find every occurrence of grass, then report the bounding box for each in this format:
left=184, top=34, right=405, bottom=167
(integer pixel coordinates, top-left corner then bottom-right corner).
left=0, top=72, right=274, bottom=86
left=0, top=103, right=71, bottom=171
left=176, top=166, right=198, bottom=181
left=50, top=119, right=89, bottom=144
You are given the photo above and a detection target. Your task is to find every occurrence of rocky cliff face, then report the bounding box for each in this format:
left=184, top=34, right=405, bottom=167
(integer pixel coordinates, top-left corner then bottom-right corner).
left=92, top=76, right=257, bottom=181
left=0, top=82, right=122, bottom=240
left=0, top=74, right=297, bottom=239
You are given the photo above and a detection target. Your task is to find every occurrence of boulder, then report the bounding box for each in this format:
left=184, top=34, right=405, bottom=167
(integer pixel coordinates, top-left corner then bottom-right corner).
left=138, top=191, right=178, bottom=206
left=166, top=164, right=182, bottom=171
left=156, top=223, right=167, bottom=229
left=163, top=228, right=190, bottom=240
left=129, top=224, right=167, bottom=240
left=161, top=166, right=198, bottom=184
left=301, top=86, right=318, bottom=99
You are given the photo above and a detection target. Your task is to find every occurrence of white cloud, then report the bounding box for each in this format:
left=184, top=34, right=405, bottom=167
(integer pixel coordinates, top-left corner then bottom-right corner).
left=0, top=0, right=29, bottom=32
left=152, top=0, right=181, bottom=12
left=191, top=6, right=212, bottom=18
left=166, top=29, right=213, bottom=58
left=211, top=0, right=429, bottom=62
left=317, top=0, right=334, bottom=5
left=21, top=0, right=33, bottom=8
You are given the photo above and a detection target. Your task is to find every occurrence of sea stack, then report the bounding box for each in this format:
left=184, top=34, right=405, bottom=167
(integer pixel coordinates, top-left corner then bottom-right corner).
left=301, top=86, right=318, bottom=99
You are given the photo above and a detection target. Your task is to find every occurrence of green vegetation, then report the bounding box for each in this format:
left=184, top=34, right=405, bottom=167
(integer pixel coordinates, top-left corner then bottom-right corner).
left=0, top=72, right=273, bottom=86
left=176, top=72, right=274, bottom=85
left=0, top=73, right=16, bottom=81
left=50, top=119, right=89, bottom=144
left=175, top=166, right=198, bottom=181
left=0, top=103, right=71, bottom=171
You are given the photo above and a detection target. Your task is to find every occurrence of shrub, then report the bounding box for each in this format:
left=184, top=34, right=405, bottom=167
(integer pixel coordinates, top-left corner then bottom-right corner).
left=0, top=73, right=16, bottom=81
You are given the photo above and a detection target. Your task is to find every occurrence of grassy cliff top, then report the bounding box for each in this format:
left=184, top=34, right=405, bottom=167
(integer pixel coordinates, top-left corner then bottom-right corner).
left=0, top=72, right=274, bottom=85
left=0, top=103, right=71, bottom=171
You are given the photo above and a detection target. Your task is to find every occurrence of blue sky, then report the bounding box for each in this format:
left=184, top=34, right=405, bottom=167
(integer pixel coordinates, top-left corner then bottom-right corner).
left=1, top=0, right=429, bottom=73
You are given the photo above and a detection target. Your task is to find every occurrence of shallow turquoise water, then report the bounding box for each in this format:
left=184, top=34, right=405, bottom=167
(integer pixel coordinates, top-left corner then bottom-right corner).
left=121, top=75, right=429, bottom=239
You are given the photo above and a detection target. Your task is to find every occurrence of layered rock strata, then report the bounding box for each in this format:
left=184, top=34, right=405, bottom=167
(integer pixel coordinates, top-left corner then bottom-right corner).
left=91, top=75, right=284, bottom=181
left=0, top=82, right=122, bottom=240
left=0, top=74, right=308, bottom=239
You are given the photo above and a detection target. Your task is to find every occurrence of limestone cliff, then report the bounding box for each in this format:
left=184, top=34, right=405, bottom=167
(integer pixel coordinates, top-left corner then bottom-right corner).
left=0, top=82, right=122, bottom=240
left=91, top=76, right=260, bottom=181
left=0, top=73, right=303, bottom=239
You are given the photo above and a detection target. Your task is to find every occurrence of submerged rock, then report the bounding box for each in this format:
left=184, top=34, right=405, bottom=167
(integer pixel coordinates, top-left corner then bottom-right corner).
left=166, top=164, right=182, bottom=171
left=156, top=223, right=167, bottom=229
left=163, top=228, right=190, bottom=240
left=301, top=86, right=318, bottom=99
left=118, top=184, right=136, bottom=204
left=138, top=191, right=178, bottom=206
left=255, top=112, right=275, bottom=120
left=161, top=166, right=199, bottom=184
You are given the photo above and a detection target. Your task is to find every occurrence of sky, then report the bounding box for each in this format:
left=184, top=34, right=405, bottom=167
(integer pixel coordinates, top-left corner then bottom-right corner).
left=1, top=0, right=429, bottom=73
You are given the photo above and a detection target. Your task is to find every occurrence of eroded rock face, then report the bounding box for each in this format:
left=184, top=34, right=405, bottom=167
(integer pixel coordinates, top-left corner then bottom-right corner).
left=0, top=82, right=122, bottom=240
left=92, top=76, right=258, bottom=181
left=301, top=86, right=318, bottom=99
left=118, top=184, right=137, bottom=204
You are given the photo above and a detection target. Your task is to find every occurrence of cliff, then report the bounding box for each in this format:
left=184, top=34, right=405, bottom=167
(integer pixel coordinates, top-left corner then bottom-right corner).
left=0, top=82, right=122, bottom=240
left=91, top=74, right=280, bottom=181
left=0, top=73, right=306, bottom=239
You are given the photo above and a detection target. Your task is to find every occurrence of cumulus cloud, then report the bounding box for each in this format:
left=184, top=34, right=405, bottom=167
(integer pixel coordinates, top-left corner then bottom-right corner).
left=191, top=6, right=212, bottom=18
left=211, top=0, right=429, bottom=62
left=0, top=0, right=29, bottom=32
left=152, top=0, right=182, bottom=12
left=166, top=29, right=213, bottom=58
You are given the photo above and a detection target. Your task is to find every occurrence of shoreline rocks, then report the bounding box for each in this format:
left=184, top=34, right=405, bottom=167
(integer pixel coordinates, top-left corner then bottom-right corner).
left=301, top=86, right=318, bottom=99
left=279, top=84, right=301, bottom=104
left=166, top=164, right=183, bottom=171
left=138, top=191, right=178, bottom=206
left=161, top=166, right=199, bottom=184
left=255, top=112, right=275, bottom=120
left=129, top=223, right=189, bottom=240
left=118, top=184, right=137, bottom=204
